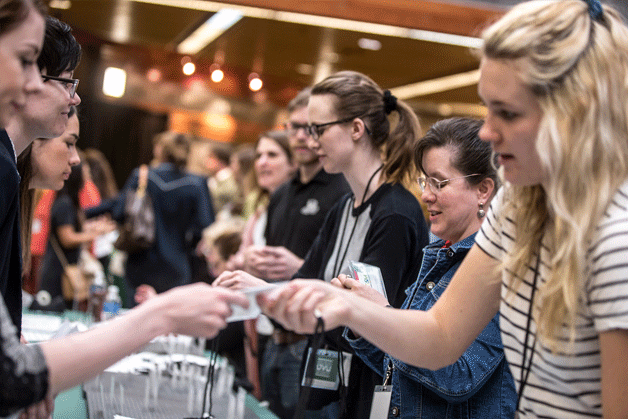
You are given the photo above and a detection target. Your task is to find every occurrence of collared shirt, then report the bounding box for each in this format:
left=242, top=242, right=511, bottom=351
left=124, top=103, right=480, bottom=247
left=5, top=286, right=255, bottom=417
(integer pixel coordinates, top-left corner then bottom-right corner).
left=265, top=169, right=349, bottom=259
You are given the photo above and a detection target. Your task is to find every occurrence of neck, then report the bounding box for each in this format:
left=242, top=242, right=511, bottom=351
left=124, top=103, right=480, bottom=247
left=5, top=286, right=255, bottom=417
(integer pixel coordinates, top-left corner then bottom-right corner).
left=344, top=153, right=384, bottom=207
left=299, top=160, right=323, bottom=184
left=5, top=119, right=32, bottom=156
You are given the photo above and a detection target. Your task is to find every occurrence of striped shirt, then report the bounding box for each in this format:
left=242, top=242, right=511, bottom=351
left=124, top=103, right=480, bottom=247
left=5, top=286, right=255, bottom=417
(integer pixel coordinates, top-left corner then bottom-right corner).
left=475, top=182, right=628, bottom=418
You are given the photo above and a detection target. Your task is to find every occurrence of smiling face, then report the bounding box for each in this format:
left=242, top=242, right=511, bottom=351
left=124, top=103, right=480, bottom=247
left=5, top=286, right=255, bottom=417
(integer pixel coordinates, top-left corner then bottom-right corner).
left=254, top=137, right=295, bottom=194
left=421, top=146, right=486, bottom=244
left=20, top=68, right=81, bottom=139
left=306, top=94, right=355, bottom=174
left=478, top=58, right=545, bottom=186
left=0, top=7, right=45, bottom=127
left=30, top=112, right=80, bottom=190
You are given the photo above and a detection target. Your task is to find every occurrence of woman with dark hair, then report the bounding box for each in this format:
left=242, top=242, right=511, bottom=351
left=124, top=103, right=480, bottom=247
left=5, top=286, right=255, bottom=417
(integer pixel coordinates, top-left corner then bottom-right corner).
left=336, top=117, right=515, bottom=418
left=37, top=162, right=107, bottom=305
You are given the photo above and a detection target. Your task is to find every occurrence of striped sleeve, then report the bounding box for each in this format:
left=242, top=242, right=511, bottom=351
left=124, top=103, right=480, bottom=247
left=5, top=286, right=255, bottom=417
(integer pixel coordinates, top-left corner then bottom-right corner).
left=587, top=183, right=628, bottom=332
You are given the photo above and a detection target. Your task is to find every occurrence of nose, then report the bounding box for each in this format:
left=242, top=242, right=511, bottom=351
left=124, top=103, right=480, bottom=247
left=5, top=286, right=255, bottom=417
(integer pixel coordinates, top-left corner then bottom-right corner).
left=24, top=67, right=44, bottom=94
left=306, top=135, right=319, bottom=150
left=420, top=187, right=436, bottom=204
left=69, top=147, right=81, bottom=166
left=70, top=91, right=81, bottom=106
left=478, top=117, right=498, bottom=144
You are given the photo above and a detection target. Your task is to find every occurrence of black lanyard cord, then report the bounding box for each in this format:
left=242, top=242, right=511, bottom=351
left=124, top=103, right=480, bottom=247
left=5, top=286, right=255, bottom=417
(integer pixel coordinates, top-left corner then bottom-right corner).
left=332, top=164, right=383, bottom=277
left=293, top=316, right=326, bottom=419
left=516, top=251, right=542, bottom=413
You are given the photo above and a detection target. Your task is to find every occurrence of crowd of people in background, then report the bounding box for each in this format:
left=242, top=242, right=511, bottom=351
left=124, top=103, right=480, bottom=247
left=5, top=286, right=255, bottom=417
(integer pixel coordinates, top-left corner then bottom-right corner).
left=2, top=0, right=628, bottom=419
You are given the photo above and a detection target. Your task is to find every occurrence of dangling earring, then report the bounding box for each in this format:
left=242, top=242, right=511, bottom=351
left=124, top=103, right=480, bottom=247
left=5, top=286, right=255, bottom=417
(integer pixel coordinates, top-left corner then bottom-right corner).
left=477, top=202, right=485, bottom=218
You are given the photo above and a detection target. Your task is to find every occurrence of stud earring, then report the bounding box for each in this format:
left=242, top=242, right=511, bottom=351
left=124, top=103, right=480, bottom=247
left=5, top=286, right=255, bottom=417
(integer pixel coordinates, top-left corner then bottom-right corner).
left=477, top=202, right=485, bottom=218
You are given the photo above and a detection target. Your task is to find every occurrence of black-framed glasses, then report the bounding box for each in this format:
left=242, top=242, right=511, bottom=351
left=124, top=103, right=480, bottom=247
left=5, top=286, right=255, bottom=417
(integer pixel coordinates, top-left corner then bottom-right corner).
left=42, top=74, right=79, bottom=98
left=418, top=174, right=480, bottom=193
left=284, top=121, right=309, bottom=137
left=306, top=116, right=371, bottom=140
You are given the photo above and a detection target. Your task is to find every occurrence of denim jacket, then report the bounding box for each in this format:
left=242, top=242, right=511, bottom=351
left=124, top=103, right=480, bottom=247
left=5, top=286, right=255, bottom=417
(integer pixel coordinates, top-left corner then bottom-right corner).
left=344, top=234, right=516, bottom=419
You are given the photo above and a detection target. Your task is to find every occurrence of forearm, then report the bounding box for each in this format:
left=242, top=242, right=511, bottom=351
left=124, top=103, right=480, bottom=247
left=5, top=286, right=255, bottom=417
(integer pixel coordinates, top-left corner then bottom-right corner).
left=341, top=296, right=457, bottom=369
left=41, top=296, right=170, bottom=395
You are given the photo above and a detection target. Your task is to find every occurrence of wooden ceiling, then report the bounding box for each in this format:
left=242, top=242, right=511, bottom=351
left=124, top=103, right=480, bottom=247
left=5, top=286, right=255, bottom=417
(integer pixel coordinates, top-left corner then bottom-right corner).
left=48, top=0, right=508, bottom=133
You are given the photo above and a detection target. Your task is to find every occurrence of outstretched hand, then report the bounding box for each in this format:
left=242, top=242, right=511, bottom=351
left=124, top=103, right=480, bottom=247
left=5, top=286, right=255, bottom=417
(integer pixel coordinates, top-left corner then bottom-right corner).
left=158, top=283, right=249, bottom=338
left=212, top=270, right=268, bottom=290
left=258, top=279, right=354, bottom=334
left=331, top=274, right=389, bottom=307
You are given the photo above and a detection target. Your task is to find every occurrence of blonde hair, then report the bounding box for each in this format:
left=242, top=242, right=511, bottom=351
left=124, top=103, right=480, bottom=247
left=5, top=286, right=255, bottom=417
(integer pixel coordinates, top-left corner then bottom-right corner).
left=482, top=0, right=628, bottom=346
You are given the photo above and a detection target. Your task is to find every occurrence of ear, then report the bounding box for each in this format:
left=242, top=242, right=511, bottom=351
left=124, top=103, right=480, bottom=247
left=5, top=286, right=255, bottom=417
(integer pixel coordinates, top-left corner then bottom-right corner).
left=351, top=118, right=368, bottom=141
left=476, top=177, right=495, bottom=203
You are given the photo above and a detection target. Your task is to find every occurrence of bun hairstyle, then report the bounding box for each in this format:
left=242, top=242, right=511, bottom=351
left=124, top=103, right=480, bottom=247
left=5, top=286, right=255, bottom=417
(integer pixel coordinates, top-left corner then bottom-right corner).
left=311, top=71, right=421, bottom=185
left=153, top=132, right=191, bottom=170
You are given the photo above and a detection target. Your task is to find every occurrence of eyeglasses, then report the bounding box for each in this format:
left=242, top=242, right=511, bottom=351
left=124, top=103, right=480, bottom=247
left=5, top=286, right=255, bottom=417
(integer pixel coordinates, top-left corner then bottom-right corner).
left=418, top=173, right=480, bottom=193
left=284, top=121, right=309, bottom=137
left=306, top=116, right=371, bottom=140
left=42, top=74, right=79, bottom=98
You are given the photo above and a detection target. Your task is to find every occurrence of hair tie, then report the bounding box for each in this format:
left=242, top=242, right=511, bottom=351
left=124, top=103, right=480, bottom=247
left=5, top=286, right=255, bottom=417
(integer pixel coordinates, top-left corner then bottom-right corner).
left=584, top=0, right=604, bottom=22
left=383, top=90, right=398, bottom=115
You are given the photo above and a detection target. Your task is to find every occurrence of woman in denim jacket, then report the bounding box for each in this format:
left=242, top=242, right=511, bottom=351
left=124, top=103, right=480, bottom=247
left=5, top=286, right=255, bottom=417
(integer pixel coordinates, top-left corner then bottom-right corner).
left=343, top=118, right=516, bottom=418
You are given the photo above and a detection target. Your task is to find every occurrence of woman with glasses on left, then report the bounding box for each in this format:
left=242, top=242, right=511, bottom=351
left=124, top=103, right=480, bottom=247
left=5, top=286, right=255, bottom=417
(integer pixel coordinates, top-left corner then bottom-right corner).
left=0, top=2, right=248, bottom=417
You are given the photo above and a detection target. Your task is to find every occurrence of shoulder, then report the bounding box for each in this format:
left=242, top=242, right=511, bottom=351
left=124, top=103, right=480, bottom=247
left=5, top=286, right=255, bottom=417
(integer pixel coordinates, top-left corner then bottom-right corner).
left=370, top=183, right=423, bottom=219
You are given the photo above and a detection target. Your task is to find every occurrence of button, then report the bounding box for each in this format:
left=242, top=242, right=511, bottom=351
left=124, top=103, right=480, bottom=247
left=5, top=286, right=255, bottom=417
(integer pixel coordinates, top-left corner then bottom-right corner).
left=426, top=281, right=435, bottom=291
left=391, top=406, right=400, bottom=417
left=447, top=249, right=455, bottom=257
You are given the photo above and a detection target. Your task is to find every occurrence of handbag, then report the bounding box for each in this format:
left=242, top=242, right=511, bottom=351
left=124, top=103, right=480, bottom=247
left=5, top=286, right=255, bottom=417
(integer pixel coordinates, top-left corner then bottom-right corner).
left=50, top=236, right=98, bottom=302
left=114, top=165, right=155, bottom=253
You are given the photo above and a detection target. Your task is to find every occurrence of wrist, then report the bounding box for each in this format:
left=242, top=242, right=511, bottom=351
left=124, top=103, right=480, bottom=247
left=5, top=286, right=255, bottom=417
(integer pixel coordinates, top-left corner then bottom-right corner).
left=134, top=296, right=173, bottom=337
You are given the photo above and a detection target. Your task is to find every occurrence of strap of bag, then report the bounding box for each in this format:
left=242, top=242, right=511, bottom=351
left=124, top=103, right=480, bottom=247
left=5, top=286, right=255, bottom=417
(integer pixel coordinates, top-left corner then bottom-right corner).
left=137, top=164, right=149, bottom=197
left=50, top=234, right=71, bottom=268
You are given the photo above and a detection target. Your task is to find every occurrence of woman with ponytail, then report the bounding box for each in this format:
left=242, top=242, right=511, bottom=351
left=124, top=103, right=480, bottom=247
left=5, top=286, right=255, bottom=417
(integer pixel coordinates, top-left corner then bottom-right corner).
left=215, top=70, right=429, bottom=418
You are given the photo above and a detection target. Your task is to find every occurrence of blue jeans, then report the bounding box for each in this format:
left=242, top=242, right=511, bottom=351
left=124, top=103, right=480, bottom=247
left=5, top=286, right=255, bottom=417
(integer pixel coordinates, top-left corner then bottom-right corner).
left=261, top=338, right=309, bottom=419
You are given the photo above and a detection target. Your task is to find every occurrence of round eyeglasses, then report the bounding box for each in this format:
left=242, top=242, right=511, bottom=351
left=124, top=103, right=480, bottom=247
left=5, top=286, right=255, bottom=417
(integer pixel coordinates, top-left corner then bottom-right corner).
left=42, top=74, right=79, bottom=98
left=418, top=173, right=480, bottom=193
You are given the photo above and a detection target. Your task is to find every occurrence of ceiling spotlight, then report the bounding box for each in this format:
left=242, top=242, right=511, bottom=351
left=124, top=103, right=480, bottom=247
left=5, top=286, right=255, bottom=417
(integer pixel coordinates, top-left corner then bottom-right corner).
left=211, top=69, right=224, bottom=83
left=210, top=63, right=224, bottom=83
left=183, top=62, right=196, bottom=76
left=49, top=0, right=71, bottom=9
left=358, top=38, right=382, bottom=51
left=248, top=73, right=263, bottom=91
left=147, top=68, right=162, bottom=82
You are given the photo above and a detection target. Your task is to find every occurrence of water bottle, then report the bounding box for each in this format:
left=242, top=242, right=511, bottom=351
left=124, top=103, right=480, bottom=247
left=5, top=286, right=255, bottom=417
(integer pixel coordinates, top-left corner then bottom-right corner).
left=102, top=285, right=122, bottom=320
left=87, top=270, right=107, bottom=322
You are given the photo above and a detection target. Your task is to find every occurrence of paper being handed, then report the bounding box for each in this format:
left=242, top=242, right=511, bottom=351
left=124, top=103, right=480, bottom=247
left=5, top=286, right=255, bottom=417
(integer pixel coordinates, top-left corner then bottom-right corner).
left=226, top=282, right=286, bottom=322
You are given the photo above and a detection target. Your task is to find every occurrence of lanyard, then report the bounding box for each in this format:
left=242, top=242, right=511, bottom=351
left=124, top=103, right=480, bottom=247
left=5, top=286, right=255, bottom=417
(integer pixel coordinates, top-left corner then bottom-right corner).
left=516, top=251, right=541, bottom=413
left=332, top=164, right=383, bottom=277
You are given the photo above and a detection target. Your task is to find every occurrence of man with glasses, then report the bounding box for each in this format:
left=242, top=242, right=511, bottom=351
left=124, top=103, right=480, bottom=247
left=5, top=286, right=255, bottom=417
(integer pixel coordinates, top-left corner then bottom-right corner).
left=245, top=87, right=349, bottom=418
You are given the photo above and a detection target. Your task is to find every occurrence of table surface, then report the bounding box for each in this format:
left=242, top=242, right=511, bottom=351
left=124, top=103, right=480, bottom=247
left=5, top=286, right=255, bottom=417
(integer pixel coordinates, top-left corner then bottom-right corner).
left=22, top=311, right=278, bottom=419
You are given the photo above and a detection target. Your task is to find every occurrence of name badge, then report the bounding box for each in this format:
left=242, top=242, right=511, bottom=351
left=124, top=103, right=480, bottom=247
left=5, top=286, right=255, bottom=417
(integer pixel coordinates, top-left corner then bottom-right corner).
left=301, top=348, right=352, bottom=390
left=369, top=385, right=392, bottom=419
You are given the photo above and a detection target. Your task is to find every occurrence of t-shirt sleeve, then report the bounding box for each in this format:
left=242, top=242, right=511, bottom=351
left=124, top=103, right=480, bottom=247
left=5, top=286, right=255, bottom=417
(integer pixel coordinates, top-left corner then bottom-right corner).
left=586, top=183, right=628, bottom=333
left=0, top=298, right=49, bottom=415
left=475, top=186, right=506, bottom=261
left=50, top=196, right=77, bottom=230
